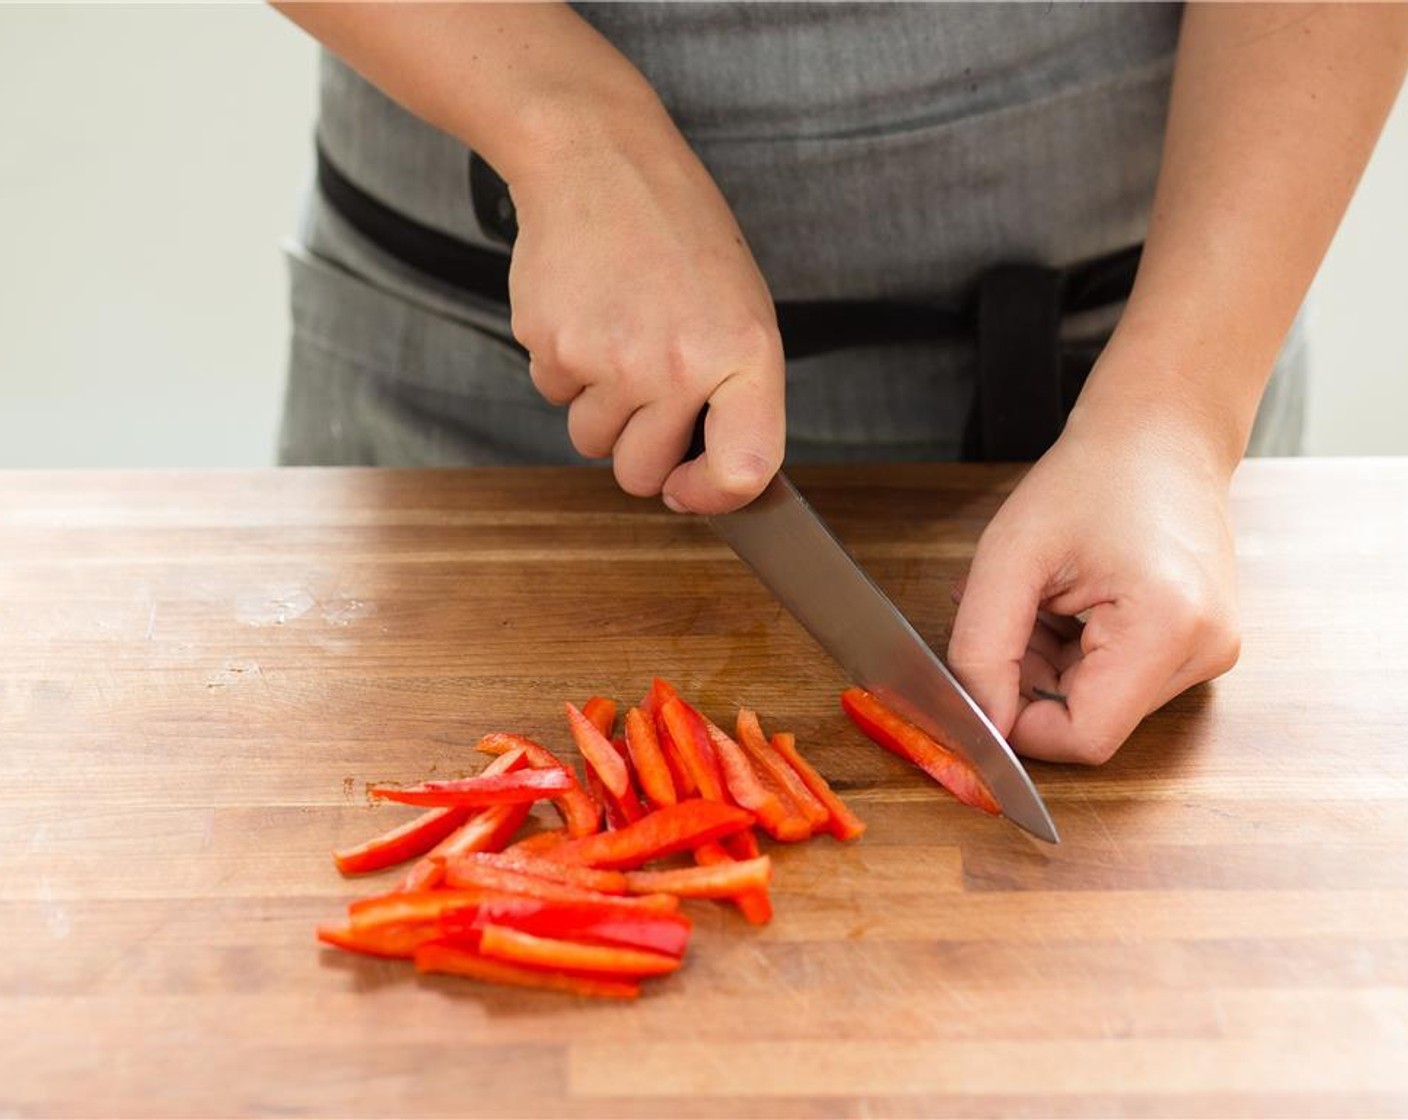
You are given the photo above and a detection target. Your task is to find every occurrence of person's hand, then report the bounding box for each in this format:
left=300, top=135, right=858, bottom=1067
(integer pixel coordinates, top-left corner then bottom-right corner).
left=508, top=111, right=785, bottom=515
left=947, top=397, right=1243, bottom=764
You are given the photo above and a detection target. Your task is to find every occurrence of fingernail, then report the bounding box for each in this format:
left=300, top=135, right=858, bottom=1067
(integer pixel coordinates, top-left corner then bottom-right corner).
left=662, top=493, right=687, bottom=514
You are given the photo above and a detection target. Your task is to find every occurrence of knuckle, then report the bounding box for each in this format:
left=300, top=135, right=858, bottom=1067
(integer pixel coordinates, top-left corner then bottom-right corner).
left=551, top=328, right=597, bottom=375
left=1202, top=624, right=1242, bottom=679
left=613, top=455, right=664, bottom=499
left=732, top=317, right=783, bottom=366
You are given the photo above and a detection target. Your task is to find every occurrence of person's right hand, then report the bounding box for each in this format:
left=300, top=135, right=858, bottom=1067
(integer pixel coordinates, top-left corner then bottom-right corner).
left=507, top=110, right=785, bottom=515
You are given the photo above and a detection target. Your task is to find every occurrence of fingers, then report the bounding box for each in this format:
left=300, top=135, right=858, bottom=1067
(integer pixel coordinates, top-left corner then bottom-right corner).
left=946, top=539, right=1047, bottom=740
left=525, top=327, right=783, bottom=511
left=528, top=354, right=580, bottom=407
left=1007, top=587, right=1238, bottom=765
left=1008, top=604, right=1187, bottom=765
left=610, top=402, right=696, bottom=498
left=660, top=363, right=786, bottom=515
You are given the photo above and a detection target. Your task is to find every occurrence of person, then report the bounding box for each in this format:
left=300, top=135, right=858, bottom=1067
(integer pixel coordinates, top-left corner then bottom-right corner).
left=272, top=2, right=1408, bottom=766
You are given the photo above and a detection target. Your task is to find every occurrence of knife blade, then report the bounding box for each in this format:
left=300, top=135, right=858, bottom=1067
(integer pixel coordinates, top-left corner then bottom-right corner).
left=707, top=471, right=1059, bottom=843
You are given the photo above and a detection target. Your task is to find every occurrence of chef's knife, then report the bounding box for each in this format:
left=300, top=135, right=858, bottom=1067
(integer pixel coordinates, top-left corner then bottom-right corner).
left=704, top=469, right=1059, bottom=844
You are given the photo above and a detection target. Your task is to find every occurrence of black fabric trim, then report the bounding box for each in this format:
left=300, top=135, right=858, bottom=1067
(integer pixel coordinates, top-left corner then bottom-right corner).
left=317, top=145, right=512, bottom=304
left=315, top=144, right=1141, bottom=460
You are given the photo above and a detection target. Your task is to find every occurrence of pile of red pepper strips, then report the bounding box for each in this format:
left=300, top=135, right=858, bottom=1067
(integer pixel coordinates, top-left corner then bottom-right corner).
left=318, top=680, right=998, bottom=999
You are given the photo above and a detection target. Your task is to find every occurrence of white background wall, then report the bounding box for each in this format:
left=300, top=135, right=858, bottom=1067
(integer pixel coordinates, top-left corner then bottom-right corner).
left=1, top=4, right=1405, bottom=468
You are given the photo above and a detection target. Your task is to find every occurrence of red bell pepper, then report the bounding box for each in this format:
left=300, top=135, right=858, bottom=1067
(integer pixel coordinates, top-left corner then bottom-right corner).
left=581, top=696, right=618, bottom=739
left=476, top=733, right=602, bottom=837
left=333, top=805, right=472, bottom=876
left=545, top=799, right=755, bottom=870
left=441, top=859, right=680, bottom=913
left=624, top=855, right=771, bottom=899
left=624, top=706, right=678, bottom=808
left=735, top=709, right=830, bottom=830
left=565, top=701, right=630, bottom=799
left=317, top=921, right=440, bottom=959
left=349, top=888, right=493, bottom=930
left=477, top=922, right=681, bottom=978
left=695, top=836, right=773, bottom=925
left=399, top=801, right=531, bottom=891
left=456, top=851, right=630, bottom=895
left=586, top=763, right=648, bottom=831
left=769, top=731, right=867, bottom=842
left=723, top=829, right=774, bottom=917
left=840, top=687, right=1001, bottom=815
left=504, top=828, right=568, bottom=856
left=703, top=720, right=808, bottom=842
left=391, top=749, right=531, bottom=889
left=439, top=897, right=692, bottom=958
left=370, top=767, right=572, bottom=809
left=415, top=941, right=639, bottom=1000
left=659, top=696, right=725, bottom=802
left=639, top=676, right=679, bottom=720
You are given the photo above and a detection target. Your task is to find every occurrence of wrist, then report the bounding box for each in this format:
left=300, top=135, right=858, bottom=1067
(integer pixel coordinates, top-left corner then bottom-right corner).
left=1067, top=318, right=1262, bottom=484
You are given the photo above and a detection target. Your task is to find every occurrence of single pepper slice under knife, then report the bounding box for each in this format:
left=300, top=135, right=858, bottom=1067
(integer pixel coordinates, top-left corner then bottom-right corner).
left=841, top=686, right=1001, bottom=815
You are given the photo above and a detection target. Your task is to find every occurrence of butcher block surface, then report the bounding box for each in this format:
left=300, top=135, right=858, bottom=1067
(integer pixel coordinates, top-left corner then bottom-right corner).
left=1, top=460, right=1406, bottom=1118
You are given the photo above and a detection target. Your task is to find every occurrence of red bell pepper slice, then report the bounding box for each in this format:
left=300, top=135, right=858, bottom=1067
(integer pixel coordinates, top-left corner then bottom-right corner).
left=723, top=830, right=774, bottom=918
left=504, top=828, right=568, bottom=856
left=768, top=731, right=868, bottom=842
left=456, top=851, right=630, bottom=895
left=440, top=897, right=692, bottom=958
left=703, top=720, right=807, bottom=842
left=565, top=701, right=630, bottom=799
left=349, top=888, right=493, bottom=930
left=624, top=855, right=771, bottom=899
left=696, top=835, right=773, bottom=925
left=333, top=805, right=472, bottom=876
left=581, top=696, right=617, bottom=739
left=317, top=921, right=440, bottom=959
left=393, top=749, right=531, bottom=889
left=639, top=676, right=679, bottom=720
left=545, top=799, right=756, bottom=870
left=624, top=706, right=678, bottom=808
left=441, top=859, right=680, bottom=913
left=415, top=941, right=639, bottom=1000
left=370, top=767, right=572, bottom=808
left=476, top=733, right=602, bottom=838
left=658, top=696, right=725, bottom=802
left=399, top=801, right=531, bottom=891
left=736, top=708, right=830, bottom=829
left=586, top=763, right=648, bottom=830
left=477, top=923, right=681, bottom=978
left=840, top=687, right=1001, bottom=815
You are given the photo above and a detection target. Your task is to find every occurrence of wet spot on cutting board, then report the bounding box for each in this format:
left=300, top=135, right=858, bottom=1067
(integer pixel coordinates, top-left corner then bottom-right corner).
left=235, top=588, right=315, bottom=626
left=322, top=598, right=377, bottom=626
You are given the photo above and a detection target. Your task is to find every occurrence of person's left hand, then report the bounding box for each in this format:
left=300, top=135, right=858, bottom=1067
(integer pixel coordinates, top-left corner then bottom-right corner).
left=946, top=399, right=1244, bottom=764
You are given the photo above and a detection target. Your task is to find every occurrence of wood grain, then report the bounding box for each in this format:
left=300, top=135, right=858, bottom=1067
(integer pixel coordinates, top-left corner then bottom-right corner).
left=1, top=460, right=1406, bottom=1118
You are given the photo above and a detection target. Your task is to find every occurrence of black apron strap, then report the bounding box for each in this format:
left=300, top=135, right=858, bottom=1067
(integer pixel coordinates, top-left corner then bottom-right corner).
left=971, top=263, right=1065, bottom=461
left=317, top=145, right=1140, bottom=463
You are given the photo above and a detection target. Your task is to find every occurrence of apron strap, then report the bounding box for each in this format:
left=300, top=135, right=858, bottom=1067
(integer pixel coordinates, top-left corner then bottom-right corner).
left=321, top=145, right=1141, bottom=463
left=970, top=263, right=1065, bottom=461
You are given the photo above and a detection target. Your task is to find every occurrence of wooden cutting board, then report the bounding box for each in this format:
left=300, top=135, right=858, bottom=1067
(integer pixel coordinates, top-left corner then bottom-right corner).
left=2, top=461, right=1406, bottom=1117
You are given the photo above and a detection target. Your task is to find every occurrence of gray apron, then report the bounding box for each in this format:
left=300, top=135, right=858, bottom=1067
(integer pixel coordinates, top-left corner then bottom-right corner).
left=280, top=2, right=1305, bottom=467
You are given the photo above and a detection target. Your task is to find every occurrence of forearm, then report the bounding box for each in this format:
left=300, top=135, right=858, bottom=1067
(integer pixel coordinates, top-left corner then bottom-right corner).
left=1077, top=2, right=1408, bottom=473
left=271, top=2, right=673, bottom=188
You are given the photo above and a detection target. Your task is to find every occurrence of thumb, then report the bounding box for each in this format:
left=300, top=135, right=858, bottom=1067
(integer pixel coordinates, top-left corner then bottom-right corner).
left=946, top=539, right=1047, bottom=738
left=660, top=369, right=784, bottom=515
